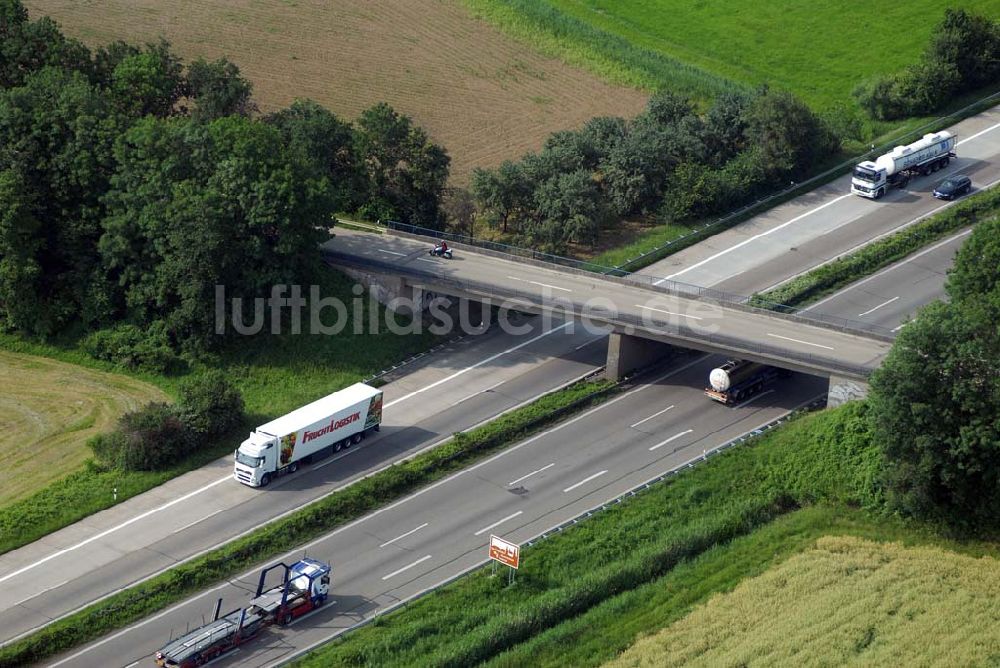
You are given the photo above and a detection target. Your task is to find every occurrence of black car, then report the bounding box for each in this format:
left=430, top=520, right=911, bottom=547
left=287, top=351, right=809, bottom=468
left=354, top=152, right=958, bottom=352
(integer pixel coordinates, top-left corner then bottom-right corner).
left=933, top=174, right=972, bottom=200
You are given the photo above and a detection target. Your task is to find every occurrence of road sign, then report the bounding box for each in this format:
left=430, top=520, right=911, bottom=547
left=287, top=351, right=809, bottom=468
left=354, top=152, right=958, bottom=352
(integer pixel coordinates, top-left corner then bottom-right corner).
left=489, top=535, right=520, bottom=569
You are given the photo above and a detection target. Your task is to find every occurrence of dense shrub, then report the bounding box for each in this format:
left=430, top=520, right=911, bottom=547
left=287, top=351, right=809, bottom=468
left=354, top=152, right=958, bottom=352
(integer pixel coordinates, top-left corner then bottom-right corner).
left=89, top=402, right=194, bottom=471
left=81, top=324, right=183, bottom=374
left=854, top=9, right=1000, bottom=120
left=176, top=369, right=245, bottom=437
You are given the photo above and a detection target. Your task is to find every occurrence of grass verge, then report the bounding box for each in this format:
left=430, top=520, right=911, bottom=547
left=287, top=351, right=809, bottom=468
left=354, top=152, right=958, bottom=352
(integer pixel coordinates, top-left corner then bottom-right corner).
left=289, top=402, right=886, bottom=666
left=0, top=375, right=615, bottom=667
left=753, top=186, right=1000, bottom=309
left=0, top=268, right=439, bottom=555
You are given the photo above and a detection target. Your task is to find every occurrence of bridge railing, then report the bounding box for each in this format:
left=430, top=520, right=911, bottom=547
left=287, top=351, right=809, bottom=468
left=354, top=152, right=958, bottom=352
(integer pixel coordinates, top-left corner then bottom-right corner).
left=323, top=250, right=877, bottom=380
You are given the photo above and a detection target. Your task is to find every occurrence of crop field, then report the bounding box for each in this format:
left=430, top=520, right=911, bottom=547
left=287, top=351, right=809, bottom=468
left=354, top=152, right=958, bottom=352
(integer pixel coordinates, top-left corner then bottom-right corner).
left=24, top=0, right=647, bottom=181
left=606, top=535, right=1000, bottom=667
left=467, top=0, right=1000, bottom=110
left=0, top=350, right=168, bottom=506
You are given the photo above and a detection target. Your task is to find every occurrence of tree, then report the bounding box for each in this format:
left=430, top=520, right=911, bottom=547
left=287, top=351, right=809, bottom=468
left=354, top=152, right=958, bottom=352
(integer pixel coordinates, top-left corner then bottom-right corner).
left=928, top=9, right=1000, bottom=91
left=90, top=402, right=194, bottom=471
left=869, top=216, right=1000, bottom=528
left=0, top=0, right=91, bottom=88
left=703, top=90, right=752, bottom=166
left=0, top=167, right=43, bottom=332
left=177, top=370, right=245, bottom=437
left=266, top=99, right=366, bottom=213
left=743, top=87, right=838, bottom=176
left=186, top=57, right=256, bottom=120
left=441, top=187, right=476, bottom=238
left=100, top=115, right=332, bottom=349
left=0, top=67, right=123, bottom=333
left=531, top=170, right=605, bottom=249
left=355, top=102, right=450, bottom=228
left=470, top=160, right=531, bottom=233
left=108, top=40, right=185, bottom=118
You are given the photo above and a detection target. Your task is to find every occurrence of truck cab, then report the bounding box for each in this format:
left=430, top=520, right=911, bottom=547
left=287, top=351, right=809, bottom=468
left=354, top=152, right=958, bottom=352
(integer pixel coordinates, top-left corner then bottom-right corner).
left=234, top=432, right=278, bottom=487
left=851, top=161, right=887, bottom=199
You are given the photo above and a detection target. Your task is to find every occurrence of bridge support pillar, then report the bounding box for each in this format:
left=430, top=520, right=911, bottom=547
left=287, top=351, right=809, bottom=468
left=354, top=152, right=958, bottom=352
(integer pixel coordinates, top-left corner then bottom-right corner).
left=606, top=331, right=672, bottom=381
left=827, top=375, right=869, bottom=408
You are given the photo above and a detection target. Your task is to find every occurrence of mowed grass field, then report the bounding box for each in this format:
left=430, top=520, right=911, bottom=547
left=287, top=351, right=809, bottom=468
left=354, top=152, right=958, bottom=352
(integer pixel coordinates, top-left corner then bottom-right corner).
left=23, top=0, right=647, bottom=181
left=0, top=350, right=168, bottom=506
left=606, top=535, right=1000, bottom=667
left=471, top=0, right=1000, bottom=110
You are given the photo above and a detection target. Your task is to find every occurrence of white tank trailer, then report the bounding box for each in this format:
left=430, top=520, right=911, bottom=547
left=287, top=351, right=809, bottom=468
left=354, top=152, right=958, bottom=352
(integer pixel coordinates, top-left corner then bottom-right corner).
left=851, top=131, right=956, bottom=199
left=705, top=360, right=784, bottom=405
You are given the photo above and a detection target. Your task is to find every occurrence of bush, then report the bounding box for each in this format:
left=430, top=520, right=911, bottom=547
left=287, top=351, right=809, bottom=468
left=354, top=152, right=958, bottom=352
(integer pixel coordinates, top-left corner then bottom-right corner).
left=81, top=323, right=183, bottom=374
left=89, top=402, right=194, bottom=471
left=177, top=370, right=245, bottom=437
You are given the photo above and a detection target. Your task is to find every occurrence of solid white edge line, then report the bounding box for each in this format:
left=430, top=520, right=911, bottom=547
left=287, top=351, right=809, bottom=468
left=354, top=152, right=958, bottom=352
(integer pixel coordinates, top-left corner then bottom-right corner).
left=648, top=429, right=694, bottom=451
left=12, top=579, right=69, bottom=608
left=473, top=511, right=524, bottom=537
left=379, top=523, right=429, bottom=548
left=630, top=405, right=675, bottom=429
left=508, top=463, right=555, bottom=487
left=957, top=120, right=1000, bottom=145
left=656, top=194, right=853, bottom=283
left=0, top=476, right=231, bottom=586
left=766, top=333, right=835, bottom=350
left=805, top=228, right=975, bottom=310
left=381, top=555, right=432, bottom=581
left=378, top=249, right=406, bottom=256
left=858, top=296, right=899, bottom=317
left=562, top=470, right=608, bottom=494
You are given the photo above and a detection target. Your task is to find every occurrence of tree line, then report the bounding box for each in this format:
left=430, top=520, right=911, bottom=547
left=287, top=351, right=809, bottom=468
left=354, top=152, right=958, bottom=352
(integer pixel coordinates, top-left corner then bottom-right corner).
left=854, top=9, right=1000, bottom=121
left=0, top=0, right=449, bottom=362
left=470, top=87, right=839, bottom=253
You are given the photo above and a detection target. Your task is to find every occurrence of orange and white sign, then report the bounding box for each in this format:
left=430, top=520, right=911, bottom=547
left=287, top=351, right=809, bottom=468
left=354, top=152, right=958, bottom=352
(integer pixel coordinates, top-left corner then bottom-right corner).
left=489, top=535, right=520, bottom=569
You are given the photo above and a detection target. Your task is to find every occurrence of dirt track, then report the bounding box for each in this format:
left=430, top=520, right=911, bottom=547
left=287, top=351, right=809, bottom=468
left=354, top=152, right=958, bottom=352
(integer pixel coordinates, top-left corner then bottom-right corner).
left=26, top=0, right=648, bottom=182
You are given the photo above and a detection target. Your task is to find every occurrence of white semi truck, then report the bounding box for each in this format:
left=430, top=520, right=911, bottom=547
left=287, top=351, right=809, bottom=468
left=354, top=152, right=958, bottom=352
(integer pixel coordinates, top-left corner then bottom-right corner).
left=234, top=383, right=383, bottom=487
left=851, top=131, right=956, bottom=199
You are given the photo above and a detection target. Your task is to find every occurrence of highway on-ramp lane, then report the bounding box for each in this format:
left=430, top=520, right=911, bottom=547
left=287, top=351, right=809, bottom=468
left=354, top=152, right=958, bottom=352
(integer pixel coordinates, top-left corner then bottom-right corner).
left=47, top=355, right=827, bottom=668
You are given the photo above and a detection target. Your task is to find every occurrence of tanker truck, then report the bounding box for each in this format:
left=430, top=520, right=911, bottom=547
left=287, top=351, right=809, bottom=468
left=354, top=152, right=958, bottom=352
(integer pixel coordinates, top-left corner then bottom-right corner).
left=851, top=131, right=956, bottom=199
left=234, top=383, right=383, bottom=487
left=704, top=360, right=786, bottom=405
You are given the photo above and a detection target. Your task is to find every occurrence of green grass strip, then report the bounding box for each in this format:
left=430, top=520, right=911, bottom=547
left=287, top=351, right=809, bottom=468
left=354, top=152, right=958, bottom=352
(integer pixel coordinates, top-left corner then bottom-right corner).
left=752, top=186, right=1000, bottom=309
left=461, top=0, right=741, bottom=101
left=0, top=377, right=614, bottom=667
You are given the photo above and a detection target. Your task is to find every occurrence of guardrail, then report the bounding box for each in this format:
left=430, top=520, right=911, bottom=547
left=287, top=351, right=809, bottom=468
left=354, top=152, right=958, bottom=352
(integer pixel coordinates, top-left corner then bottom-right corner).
left=273, top=392, right=827, bottom=666
left=323, top=250, right=880, bottom=379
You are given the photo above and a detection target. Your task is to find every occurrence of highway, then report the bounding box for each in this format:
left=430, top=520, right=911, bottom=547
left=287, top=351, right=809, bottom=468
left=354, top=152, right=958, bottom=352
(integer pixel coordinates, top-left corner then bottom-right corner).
left=0, top=317, right=607, bottom=646
left=641, top=105, right=1000, bottom=293
left=47, top=353, right=828, bottom=667
left=9, top=105, right=994, bottom=667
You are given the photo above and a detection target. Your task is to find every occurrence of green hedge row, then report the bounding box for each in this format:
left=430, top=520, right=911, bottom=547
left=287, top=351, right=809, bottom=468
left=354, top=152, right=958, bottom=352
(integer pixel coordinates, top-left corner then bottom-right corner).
left=0, top=378, right=614, bottom=668
left=754, top=186, right=1000, bottom=309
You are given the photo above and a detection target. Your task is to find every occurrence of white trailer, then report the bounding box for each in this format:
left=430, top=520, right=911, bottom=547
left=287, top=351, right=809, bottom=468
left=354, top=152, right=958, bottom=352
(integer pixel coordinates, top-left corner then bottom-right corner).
left=704, top=360, right=786, bottom=405
left=851, top=131, right=957, bottom=199
left=234, top=383, right=383, bottom=487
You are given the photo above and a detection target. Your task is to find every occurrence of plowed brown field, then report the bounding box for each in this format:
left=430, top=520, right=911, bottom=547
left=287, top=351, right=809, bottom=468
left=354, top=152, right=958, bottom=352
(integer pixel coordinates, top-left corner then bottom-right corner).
left=25, top=0, right=648, bottom=182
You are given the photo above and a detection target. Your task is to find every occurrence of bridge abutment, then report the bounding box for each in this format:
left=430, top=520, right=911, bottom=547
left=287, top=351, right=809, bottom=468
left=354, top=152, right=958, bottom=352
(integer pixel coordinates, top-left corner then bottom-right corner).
left=606, top=330, right=674, bottom=381
left=827, top=375, right=870, bottom=407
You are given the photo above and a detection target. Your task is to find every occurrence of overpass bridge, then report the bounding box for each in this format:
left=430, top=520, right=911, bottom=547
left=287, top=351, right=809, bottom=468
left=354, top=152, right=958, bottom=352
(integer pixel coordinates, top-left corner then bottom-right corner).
left=322, top=229, right=893, bottom=400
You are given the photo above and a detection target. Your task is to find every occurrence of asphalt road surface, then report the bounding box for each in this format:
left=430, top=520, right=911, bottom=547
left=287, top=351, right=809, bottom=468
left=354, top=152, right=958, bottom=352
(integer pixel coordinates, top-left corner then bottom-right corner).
left=641, top=106, right=1000, bottom=294
left=48, top=354, right=827, bottom=668
left=0, top=317, right=606, bottom=646
left=807, top=228, right=970, bottom=330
